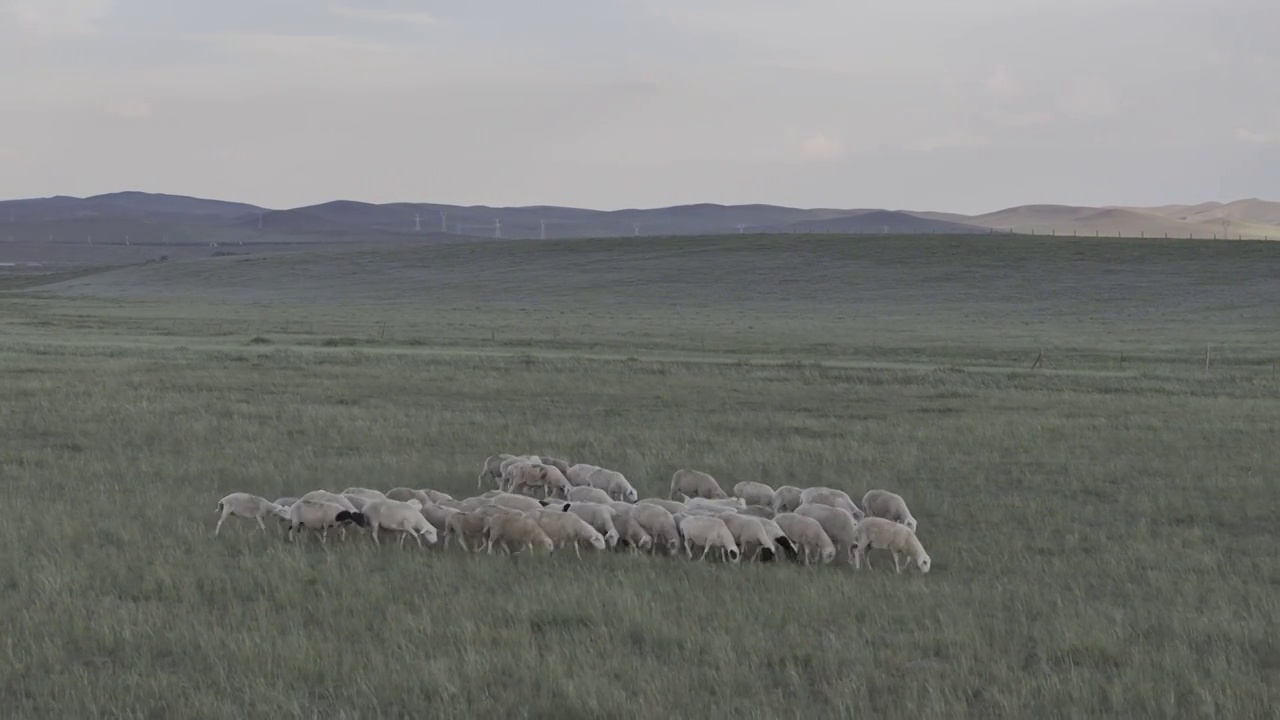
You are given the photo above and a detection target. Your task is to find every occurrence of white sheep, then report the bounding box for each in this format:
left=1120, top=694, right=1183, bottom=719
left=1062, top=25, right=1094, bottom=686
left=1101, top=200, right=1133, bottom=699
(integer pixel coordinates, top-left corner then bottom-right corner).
left=422, top=489, right=454, bottom=504
left=566, top=485, right=613, bottom=505
left=755, top=517, right=800, bottom=561
left=677, top=515, right=740, bottom=562
left=586, top=467, right=639, bottom=502
left=385, top=487, right=432, bottom=506
left=795, top=503, right=861, bottom=565
left=861, top=489, right=918, bottom=532
left=362, top=498, right=437, bottom=548
left=419, top=502, right=459, bottom=537
left=669, top=469, right=729, bottom=500
left=772, top=512, right=836, bottom=565
left=633, top=503, right=682, bottom=555
left=506, top=461, right=571, bottom=499
left=799, top=487, right=865, bottom=520
left=214, top=493, right=291, bottom=536
left=771, top=485, right=805, bottom=513
left=287, top=500, right=368, bottom=543
left=478, top=453, right=516, bottom=488
left=687, top=497, right=747, bottom=512
left=443, top=511, right=489, bottom=551
left=341, top=487, right=386, bottom=502
left=296, top=491, right=361, bottom=540
left=526, top=509, right=607, bottom=558
left=718, top=513, right=777, bottom=562
left=739, top=504, right=776, bottom=520
left=490, top=493, right=544, bottom=513
left=536, top=456, right=573, bottom=478
left=484, top=513, right=555, bottom=555
left=733, top=481, right=776, bottom=508
left=273, top=496, right=299, bottom=508
left=615, top=514, right=654, bottom=553
left=637, top=497, right=687, bottom=515
left=565, top=463, right=602, bottom=486
left=852, top=517, right=931, bottom=574
left=562, top=501, right=620, bottom=548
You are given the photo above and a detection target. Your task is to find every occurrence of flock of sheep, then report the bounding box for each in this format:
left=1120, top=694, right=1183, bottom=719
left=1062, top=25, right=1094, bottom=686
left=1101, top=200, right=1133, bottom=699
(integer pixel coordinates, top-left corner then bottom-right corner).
left=214, top=453, right=931, bottom=574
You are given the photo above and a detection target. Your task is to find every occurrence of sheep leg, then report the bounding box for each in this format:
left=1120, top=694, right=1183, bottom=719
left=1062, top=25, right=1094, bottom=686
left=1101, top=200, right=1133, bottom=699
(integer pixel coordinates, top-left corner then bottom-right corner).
left=698, top=544, right=711, bottom=562
left=214, top=506, right=234, bottom=536
left=414, top=531, right=424, bottom=549
left=371, top=525, right=381, bottom=546
left=255, top=516, right=268, bottom=533
left=892, top=551, right=903, bottom=573
left=573, top=542, right=582, bottom=560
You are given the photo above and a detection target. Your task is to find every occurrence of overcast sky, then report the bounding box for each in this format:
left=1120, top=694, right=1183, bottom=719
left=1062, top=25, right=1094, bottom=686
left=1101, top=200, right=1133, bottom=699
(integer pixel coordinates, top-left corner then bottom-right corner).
left=1, top=1, right=1277, bottom=213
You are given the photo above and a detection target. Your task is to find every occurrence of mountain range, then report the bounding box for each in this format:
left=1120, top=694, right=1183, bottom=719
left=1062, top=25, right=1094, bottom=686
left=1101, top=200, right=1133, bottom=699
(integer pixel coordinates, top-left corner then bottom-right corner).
left=2, top=192, right=1278, bottom=250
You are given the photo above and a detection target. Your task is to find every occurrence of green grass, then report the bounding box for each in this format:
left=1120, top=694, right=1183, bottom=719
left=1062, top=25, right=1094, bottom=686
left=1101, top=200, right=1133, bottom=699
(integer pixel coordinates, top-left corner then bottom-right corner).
left=2, top=234, right=1278, bottom=717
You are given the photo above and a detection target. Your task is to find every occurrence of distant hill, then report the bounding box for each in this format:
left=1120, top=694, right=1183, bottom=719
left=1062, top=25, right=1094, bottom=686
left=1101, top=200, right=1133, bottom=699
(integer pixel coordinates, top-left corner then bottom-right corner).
left=0, top=191, right=263, bottom=223
left=767, top=210, right=987, bottom=235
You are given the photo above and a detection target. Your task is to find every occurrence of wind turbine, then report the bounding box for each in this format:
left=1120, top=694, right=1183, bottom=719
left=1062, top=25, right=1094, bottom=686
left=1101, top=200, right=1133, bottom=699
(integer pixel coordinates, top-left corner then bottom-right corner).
left=440, top=211, right=448, bottom=232
left=414, top=213, right=421, bottom=232
left=494, top=219, right=501, bottom=238
left=737, top=224, right=745, bottom=234
left=540, top=219, right=546, bottom=240
left=633, top=223, right=640, bottom=237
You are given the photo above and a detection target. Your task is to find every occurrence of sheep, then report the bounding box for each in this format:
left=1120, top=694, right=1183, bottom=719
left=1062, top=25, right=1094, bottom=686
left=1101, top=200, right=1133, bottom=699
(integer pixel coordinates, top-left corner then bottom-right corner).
left=471, top=504, right=521, bottom=520
left=615, top=514, right=654, bottom=553
left=861, top=489, right=918, bottom=532
left=419, top=502, right=459, bottom=536
left=566, top=485, right=613, bottom=505
left=772, top=485, right=804, bottom=513
left=490, top=493, right=544, bottom=513
left=687, top=497, right=746, bottom=512
left=755, top=517, right=800, bottom=561
left=565, top=463, right=601, bottom=486
left=773, top=513, right=836, bottom=565
left=506, top=461, right=571, bottom=499
left=852, top=517, right=931, bottom=574
left=342, top=487, right=386, bottom=502
left=478, top=453, right=516, bottom=488
left=214, top=493, right=291, bottom=536
left=739, top=504, right=776, bottom=519
left=733, top=481, right=776, bottom=508
left=287, top=500, right=368, bottom=543
left=536, top=456, right=573, bottom=478
left=273, top=496, right=299, bottom=508
left=499, top=454, right=541, bottom=478
left=637, top=498, right=687, bottom=515
left=436, top=498, right=466, bottom=511
left=423, top=489, right=454, bottom=504
left=385, top=487, right=432, bottom=506
left=633, top=503, right=682, bottom=555
left=362, top=498, right=438, bottom=548
left=608, top=500, right=637, bottom=521
left=526, top=509, right=607, bottom=558
left=678, top=515, right=740, bottom=562
left=341, top=493, right=372, bottom=512
left=562, top=501, right=620, bottom=548
left=799, top=487, right=865, bottom=520
left=443, top=512, right=489, bottom=552
left=795, top=503, right=861, bottom=565
left=670, top=469, right=729, bottom=500
left=484, top=513, right=555, bottom=555
left=719, top=513, right=777, bottom=562
left=586, top=467, right=639, bottom=502
left=297, top=491, right=361, bottom=539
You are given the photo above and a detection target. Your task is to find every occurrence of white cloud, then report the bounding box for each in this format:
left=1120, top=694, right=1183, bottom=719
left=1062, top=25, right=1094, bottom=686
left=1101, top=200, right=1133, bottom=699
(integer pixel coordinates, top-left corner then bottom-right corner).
left=1234, top=127, right=1272, bottom=143
left=985, top=65, right=1014, bottom=95
left=905, top=131, right=989, bottom=152
left=104, top=100, right=153, bottom=119
left=1, top=0, right=110, bottom=36
left=798, top=132, right=845, bottom=162
left=328, top=3, right=441, bottom=28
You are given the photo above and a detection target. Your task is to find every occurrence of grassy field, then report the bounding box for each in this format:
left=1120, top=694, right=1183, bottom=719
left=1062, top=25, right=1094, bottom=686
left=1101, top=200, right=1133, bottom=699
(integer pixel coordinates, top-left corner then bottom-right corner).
left=1, top=233, right=1278, bottom=718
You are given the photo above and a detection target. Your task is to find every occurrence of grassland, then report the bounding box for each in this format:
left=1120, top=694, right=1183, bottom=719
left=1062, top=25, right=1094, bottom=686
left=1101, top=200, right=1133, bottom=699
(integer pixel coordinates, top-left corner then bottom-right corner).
left=1, top=233, right=1278, bottom=718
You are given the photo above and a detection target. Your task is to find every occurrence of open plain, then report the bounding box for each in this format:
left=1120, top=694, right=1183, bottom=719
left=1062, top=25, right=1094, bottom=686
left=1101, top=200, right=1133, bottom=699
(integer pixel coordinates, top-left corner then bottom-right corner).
left=1, top=233, right=1278, bottom=718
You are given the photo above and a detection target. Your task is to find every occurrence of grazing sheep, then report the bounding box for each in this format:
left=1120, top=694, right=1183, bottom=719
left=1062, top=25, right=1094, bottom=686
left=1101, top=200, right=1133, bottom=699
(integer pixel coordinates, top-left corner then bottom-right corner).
left=739, top=504, right=776, bottom=520
left=756, top=517, right=799, bottom=561
left=362, top=498, right=438, bottom=548
left=853, top=517, right=931, bottom=574
left=563, top=502, right=620, bottom=548
left=771, top=485, right=805, bottom=513
left=342, top=487, right=386, bottom=502
left=773, top=513, right=836, bottom=565
left=861, top=489, right=918, bottom=532
left=799, top=487, right=865, bottom=520
left=670, top=469, right=729, bottom=500
left=719, top=513, right=777, bottom=562
left=287, top=500, right=368, bottom=543
left=499, top=454, right=541, bottom=478
left=795, top=503, right=861, bottom=565
left=385, top=487, right=431, bottom=506
left=526, top=509, right=607, bottom=559
left=615, top=514, right=654, bottom=553
left=688, top=497, right=747, bottom=512
left=608, top=500, right=637, bottom=521
left=633, top=503, right=682, bottom=555
left=678, top=515, right=740, bottom=562
left=214, top=493, right=291, bottom=536
left=297, top=491, right=361, bottom=539
left=565, top=463, right=602, bottom=486
left=506, top=461, right=571, bottom=499
left=566, top=485, right=613, bottom=505
left=471, top=504, right=521, bottom=520
left=478, top=453, right=517, bottom=488
left=637, top=498, right=687, bottom=515
left=484, top=513, right=555, bottom=555
left=537, top=456, right=573, bottom=478
left=733, top=481, right=776, bottom=508
left=273, top=496, right=299, bottom=508
left=443, top=512, right=489, bottom=552
left=436, top=498, right=466, bottom=511
left=341, top=493, right=372, bottom=512
left=423, top=489, right=454, bottom=504
left=490, top=493, right=544, bottom=513
left=419, top=503, right=459, bottom=536
left=586, top=467, right=639, bottom=502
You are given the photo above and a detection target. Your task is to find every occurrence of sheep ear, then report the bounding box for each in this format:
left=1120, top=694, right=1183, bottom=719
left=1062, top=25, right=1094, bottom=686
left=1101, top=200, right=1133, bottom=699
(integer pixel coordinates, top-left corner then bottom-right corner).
left=561, top=503, right=571, bottom=512
left=538, top=499, right=551, bottom=507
